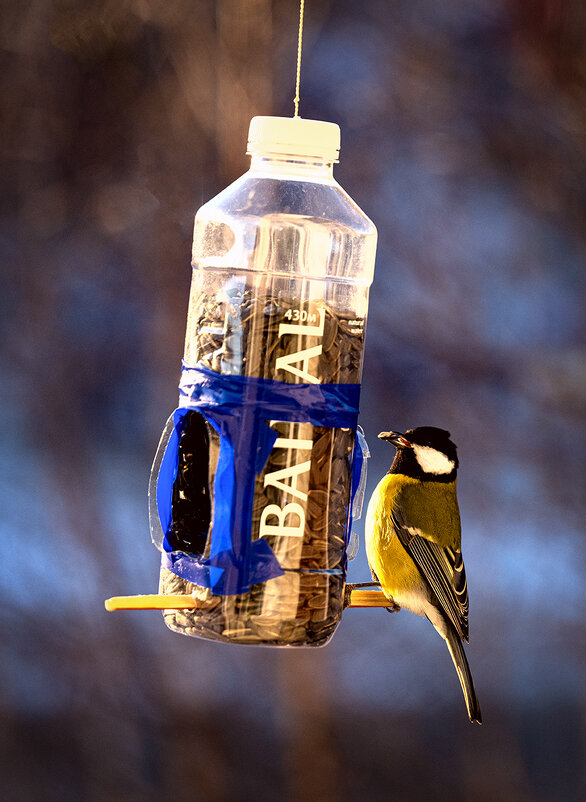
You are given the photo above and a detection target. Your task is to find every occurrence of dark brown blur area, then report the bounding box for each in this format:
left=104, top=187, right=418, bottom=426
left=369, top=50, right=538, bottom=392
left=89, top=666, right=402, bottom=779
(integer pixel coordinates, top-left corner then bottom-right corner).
left=0, top=1, right=584, bottom=800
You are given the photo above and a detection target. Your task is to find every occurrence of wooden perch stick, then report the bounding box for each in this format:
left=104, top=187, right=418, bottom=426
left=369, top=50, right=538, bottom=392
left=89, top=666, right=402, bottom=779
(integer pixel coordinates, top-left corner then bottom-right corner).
left=105, top=588, right=392, bottom=612
left=105, top=595, right=197, bottom=611
left=346, top=589, right=392, bottom=607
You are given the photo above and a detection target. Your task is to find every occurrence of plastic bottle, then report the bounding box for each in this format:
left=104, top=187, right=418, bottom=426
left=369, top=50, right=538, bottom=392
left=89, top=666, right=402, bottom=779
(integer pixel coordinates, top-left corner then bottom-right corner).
left=150, top=116, right=377, bottom=646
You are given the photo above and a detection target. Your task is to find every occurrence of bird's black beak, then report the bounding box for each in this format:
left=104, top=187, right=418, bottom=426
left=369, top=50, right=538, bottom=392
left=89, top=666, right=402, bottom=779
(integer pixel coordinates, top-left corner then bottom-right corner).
left=378, top=430, right=412, bottom=449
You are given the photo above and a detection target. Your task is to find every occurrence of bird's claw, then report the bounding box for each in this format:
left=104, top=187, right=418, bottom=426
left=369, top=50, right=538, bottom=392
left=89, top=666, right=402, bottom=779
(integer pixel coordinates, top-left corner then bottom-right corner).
left=385, top=602, right=400, bottom=613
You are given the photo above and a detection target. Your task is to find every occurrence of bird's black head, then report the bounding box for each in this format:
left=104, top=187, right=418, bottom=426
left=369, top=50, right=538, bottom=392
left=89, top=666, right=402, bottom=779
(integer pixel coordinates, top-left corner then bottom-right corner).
left=378, top=426, right=459, bottom=481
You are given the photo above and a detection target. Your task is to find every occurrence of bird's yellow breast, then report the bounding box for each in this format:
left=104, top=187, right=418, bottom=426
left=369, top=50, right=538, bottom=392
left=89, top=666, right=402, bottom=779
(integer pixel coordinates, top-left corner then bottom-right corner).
left=364, top=473, right=461, bottom=603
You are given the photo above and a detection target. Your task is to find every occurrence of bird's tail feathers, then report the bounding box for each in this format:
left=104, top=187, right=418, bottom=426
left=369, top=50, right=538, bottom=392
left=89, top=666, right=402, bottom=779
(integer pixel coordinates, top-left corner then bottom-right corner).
left=445, top=625, right=482, bottom=725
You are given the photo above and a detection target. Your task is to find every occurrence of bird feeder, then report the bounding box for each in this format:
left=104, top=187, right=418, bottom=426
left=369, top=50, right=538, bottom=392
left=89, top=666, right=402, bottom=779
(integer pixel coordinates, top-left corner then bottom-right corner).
left=106, top=7, right=394, bottom=643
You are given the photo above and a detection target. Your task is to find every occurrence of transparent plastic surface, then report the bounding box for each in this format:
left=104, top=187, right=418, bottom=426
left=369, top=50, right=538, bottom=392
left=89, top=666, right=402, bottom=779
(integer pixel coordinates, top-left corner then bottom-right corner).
left=158, top=153, right=377, bottom=646
left=191, top=160, right=377, bottom=285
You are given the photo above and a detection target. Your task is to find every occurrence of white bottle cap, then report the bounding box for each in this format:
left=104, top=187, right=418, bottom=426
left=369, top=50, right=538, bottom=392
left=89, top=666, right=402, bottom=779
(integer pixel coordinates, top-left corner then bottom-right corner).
left=247, top=116, right=341, bottom=162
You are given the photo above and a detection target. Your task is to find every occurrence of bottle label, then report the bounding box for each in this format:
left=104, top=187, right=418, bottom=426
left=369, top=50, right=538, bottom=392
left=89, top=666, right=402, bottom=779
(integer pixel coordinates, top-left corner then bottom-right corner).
left=159, top=281, right=365, bottom=596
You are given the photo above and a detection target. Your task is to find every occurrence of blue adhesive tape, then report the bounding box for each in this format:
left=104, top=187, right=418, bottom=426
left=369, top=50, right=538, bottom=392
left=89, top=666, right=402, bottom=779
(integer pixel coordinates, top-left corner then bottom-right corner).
left=157, top=363, right=362, bottom=595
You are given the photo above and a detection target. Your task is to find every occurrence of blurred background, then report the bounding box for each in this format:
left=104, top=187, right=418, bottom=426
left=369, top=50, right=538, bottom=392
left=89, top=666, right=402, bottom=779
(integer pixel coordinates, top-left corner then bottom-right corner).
left=1, top=0, right=584, bottom=799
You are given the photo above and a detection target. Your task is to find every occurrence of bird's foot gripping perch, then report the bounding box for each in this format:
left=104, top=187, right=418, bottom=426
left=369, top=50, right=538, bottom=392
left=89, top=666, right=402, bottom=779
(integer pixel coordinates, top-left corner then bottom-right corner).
left=343, top=582, right=400, bottom=611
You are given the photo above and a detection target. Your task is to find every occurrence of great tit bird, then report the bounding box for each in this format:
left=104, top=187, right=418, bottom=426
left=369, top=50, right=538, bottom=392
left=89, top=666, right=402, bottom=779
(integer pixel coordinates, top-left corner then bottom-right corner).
left=365, top=427, right=482, bottom=724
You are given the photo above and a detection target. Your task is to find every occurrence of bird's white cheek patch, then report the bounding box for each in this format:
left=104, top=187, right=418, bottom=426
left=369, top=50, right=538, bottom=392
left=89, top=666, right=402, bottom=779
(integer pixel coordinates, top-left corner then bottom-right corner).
left=412, top=444, right=455, bottom=475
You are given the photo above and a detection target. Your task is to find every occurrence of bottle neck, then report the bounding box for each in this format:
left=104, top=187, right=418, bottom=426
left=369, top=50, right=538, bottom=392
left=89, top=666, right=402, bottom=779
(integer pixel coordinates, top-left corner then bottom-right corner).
left=248, top=153, right=335, bottom=181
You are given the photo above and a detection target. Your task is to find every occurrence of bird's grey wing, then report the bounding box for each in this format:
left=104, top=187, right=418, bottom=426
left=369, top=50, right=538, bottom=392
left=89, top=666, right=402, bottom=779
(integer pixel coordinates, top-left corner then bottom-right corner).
left=391, top=505, right=469, bottom=641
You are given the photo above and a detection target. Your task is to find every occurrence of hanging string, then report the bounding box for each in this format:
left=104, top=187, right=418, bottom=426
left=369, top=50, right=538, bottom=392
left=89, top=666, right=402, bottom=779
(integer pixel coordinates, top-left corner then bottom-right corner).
left=293, top=0, right=305, bottom=117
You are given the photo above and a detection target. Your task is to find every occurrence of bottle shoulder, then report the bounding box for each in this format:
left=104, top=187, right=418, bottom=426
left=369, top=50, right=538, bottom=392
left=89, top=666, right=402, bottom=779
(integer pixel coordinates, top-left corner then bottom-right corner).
left=196, top=172, right=376, bottom=236
left=192, top=170, right=377, bottom=283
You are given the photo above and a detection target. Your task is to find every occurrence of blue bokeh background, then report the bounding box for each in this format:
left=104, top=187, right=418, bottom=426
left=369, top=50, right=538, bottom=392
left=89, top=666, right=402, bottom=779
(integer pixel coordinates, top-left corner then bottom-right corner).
left=1, top=1, right=584, bottom=799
